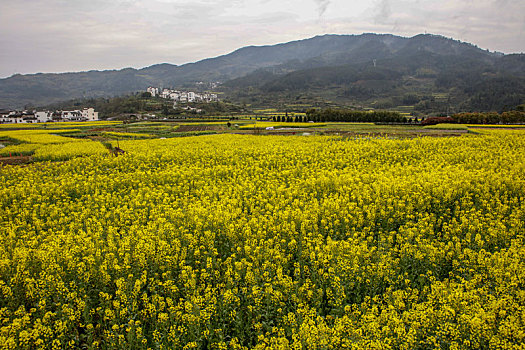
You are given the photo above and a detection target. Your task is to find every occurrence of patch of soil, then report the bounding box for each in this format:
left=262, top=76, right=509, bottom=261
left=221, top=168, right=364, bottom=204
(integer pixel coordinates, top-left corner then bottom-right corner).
left=176, top=125, right=223, bottom=132
left=340, top=131, right=466, bottom=139
left=87, top=136, right=112, bottom=141
left=415, top=129, right=469, bottom=133
left=469, top=126, right=525, bottom=129
left=91, top=127, right=118, bottom=132
left=0, top=155, right=33, bottom=165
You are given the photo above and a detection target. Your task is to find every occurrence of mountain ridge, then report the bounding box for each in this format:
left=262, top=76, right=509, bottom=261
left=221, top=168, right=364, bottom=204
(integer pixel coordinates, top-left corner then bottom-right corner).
left=0, top=33, right=522, bottom=110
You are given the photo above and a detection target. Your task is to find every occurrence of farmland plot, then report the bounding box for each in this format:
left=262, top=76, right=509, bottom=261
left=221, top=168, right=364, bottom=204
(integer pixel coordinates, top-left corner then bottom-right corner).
left=0, top=131, right=524, bottom=349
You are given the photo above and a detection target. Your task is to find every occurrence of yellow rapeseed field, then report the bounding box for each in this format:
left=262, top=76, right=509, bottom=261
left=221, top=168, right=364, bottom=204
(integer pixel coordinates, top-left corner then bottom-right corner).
left=0, top=121, right=122, bottom=130
left=1, top=131, right=524, bottom=349
left=0, top=130, right=83, bottom=144
left=239, top=122, right=325, bottom=129
left=102, top=132, right=153, bottom=139
left=32, top=142, right=108, bottom=161
left=0, top=129, right=108, bottom=161
left=0, top=144, right=41, bottom=157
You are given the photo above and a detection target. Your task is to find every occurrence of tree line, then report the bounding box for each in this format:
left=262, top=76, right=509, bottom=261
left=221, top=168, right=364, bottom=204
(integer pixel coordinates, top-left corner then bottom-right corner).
left=274, top=109, right=525, bottom=125
left=451, top=110, right=525, bottom=124
left=305, top=109, right=405, bottom=123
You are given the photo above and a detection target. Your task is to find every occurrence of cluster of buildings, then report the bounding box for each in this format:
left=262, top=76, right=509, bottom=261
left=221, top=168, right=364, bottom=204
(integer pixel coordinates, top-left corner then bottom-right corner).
left=195, top=81, right=221, bottom=89
left=146, top=87, right=219, bottom=104
left=0, top=108, right=99, bottom=124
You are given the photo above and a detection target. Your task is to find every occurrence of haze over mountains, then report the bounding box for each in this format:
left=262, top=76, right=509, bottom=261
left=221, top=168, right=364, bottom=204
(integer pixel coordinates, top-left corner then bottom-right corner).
left=1, top=33, right=524, bottom=112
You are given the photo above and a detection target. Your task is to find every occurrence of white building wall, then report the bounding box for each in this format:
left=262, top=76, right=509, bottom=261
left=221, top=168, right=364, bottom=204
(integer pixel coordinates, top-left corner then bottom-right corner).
left=81, top=108, right=99, bottom=121
left=1, top=109, right=99, bottom=123
left=8, top=117, right=24, bottom=123
left=161, top=89, right=171, bottom=98
left=62, top=110, right=83, bottom=121
left=35, top=111, right=52, bottom=122
left=147, top=87, right=219, bottom=103
left=147, top=87, right=158, bottom=97
left=0, top=113, right=10, bottom=123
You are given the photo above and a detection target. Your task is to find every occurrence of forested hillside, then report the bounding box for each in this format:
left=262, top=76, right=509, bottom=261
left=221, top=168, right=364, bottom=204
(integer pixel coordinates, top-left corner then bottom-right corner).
left=1, top=34, right=523, bottom=113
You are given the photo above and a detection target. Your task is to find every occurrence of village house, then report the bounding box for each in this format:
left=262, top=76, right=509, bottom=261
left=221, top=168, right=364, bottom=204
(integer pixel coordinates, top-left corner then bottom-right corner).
left=61, top=110, right=83, bottom=121
left=161, top=89, right=171, bottom=99
left=35, top=111, right=53, bottom=123
left=60, top=108, right=99, bottom=121
left=146, top=87, right=159, bottom=97
left=148, top=87, right=219, bottom=104
left=0, top=108, right=99, bottom=123
left=0, top=111, right=23, bottom=123
left=81, top=108, right=99, bottom=121
left=0, top=111, right=37, bottom=123
left=0, top=110, right=11, bottom=123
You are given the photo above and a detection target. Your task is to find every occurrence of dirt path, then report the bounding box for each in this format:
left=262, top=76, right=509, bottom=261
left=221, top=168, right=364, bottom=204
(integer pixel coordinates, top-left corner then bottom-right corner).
left=0, top=155, right=33, bottom=165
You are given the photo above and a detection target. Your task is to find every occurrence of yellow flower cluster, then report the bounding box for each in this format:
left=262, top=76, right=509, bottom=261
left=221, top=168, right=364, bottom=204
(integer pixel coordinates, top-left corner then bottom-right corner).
left=0, top=124, right=43, bottom=129
left=0, top=121, right=122, bottom=130
left=102, top=131, right=152, bottom=139
left=0, top=130, right=82, bottom=144
left=53, top=121, right=122, bottom=128
left=33, top=141, right=108, bottom=161
left=0, top=129, right=108, bottom=161
left=423, top=123, right=468, bottom=130
left=178, top=122, right=228, bottom=126
left=239, top=122, right=324, bottom=129
left=0, top=144, right=41, bottom=157
left=1, top=130, right=524, bottom=349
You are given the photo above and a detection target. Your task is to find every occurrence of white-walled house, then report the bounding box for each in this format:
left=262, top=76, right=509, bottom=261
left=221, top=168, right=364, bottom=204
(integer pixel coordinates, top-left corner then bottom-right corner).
left=35, top=111, right=53, bottom=123
left=147, top=87, right=219, bottom=104
left=61, top=110, right=83, bottom=121
left=147, top=87, right=159, bottom=97
left=22, top=113, right=37, bottom=123
left=0, top=113, right=21, bottom=123
left=0, top=112, right=34, bottom=123
left=0, top=110, right=10, bottom=123
left=59, top=109, right=98, bottom=121
left=0, top=108, right=100, bottom=123
left=81, top=108, right=99, bottom=121
left=161, top=89, right=171, bottom=99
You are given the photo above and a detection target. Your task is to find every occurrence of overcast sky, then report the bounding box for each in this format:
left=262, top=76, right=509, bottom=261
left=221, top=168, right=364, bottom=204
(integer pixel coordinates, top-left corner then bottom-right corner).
left=1, top=0, right=524, bottom=78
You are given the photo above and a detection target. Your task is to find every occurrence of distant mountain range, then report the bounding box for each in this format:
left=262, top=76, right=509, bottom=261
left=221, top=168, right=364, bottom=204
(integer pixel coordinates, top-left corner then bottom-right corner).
left=1, top=33, right=524, bottom=112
